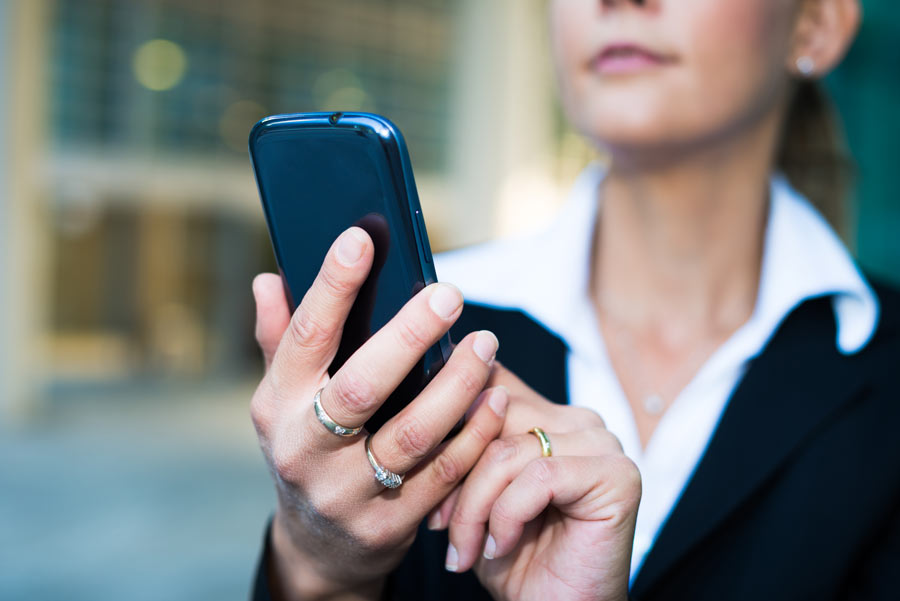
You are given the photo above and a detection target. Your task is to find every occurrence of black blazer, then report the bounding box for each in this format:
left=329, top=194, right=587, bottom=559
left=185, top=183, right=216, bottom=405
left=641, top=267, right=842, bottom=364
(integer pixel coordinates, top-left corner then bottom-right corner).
left=254, top=281, right=900, bottom=601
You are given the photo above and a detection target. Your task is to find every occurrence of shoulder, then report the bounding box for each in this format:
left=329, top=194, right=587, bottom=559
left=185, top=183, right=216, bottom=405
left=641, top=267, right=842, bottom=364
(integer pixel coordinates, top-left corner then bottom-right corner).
left=793, top=274, right=900, bottom=396
left=870, top=276, right=900, bottom=334
left=862, top=276, right=900, bottom=375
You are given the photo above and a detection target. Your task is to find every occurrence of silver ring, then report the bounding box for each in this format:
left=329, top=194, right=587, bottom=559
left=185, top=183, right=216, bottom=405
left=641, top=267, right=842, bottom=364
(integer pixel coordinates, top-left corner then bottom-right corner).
left=313, top=388, right=362, bottom=437
left=365, top=435, right=403, bottom=489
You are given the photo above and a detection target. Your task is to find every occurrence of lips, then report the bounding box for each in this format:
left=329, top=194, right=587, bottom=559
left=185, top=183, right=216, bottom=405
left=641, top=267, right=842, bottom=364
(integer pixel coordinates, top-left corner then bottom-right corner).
left=592, top=43, right=674, bottom=75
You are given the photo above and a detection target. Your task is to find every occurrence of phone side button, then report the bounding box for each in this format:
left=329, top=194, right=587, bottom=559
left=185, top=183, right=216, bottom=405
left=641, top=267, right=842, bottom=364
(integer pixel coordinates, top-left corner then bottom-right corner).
left=415, top=210, right=433, bottom=264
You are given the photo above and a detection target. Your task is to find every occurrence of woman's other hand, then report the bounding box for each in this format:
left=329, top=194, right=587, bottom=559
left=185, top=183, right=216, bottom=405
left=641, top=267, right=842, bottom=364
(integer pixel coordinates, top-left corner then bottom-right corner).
left=251, top=226, right=507, bottom=601
left=429, top=364, right=641, bottom=601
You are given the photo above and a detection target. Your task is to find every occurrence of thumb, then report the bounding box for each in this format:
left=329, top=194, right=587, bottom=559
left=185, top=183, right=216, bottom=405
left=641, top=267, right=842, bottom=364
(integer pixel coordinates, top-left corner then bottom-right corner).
left=252, top=273, right=292, bottom=371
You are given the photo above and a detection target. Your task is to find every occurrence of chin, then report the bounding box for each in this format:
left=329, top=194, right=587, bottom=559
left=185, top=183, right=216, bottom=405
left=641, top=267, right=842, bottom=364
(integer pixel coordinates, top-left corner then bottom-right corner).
left=572, top=101, right=690, bottom=157
left=567, top=87, right=765, bottom=165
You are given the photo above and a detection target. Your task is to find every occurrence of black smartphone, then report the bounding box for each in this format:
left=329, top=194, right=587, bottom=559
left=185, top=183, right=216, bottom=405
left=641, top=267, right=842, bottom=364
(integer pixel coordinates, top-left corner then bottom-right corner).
left=249, top=111, right=452, bottom=433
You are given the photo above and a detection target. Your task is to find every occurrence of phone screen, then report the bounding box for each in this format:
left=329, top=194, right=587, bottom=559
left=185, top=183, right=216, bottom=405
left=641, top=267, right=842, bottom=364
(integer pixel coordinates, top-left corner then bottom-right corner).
left=250, top=113, right=447, bottom=432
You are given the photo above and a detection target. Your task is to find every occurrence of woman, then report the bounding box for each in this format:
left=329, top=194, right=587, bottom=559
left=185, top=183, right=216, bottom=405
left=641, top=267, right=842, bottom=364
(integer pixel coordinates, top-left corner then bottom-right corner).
left=250, top=0, right=900, bottom=599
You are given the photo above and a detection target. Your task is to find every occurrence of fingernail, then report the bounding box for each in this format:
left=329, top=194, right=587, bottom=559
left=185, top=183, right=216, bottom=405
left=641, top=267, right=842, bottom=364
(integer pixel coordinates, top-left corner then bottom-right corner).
left=427, top=510, right=442, bottom=531
left=429, top=284, right=463, bottom=320
left=483, top=534, right=496, bottom=560
left=472, top=330, right=498, bottom=364
left=488, top=386, right=508, bottom=418
left=336, top=228, right=366, bottom=266
left=445, top=543, right=459, bottom=572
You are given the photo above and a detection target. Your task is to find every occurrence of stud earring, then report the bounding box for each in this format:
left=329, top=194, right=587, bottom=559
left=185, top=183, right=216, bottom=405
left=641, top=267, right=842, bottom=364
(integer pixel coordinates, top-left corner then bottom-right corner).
left=796, top=56, right=815, bottom=77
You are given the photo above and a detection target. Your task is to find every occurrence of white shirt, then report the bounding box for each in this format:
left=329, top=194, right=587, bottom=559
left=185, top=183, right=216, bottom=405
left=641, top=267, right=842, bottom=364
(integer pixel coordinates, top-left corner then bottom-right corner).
left=434, top=164, right=880, bottom=583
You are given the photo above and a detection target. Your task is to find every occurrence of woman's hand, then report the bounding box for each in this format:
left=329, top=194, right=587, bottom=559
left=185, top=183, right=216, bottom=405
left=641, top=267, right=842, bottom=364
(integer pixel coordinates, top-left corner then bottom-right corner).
left=429, top=365, right=642, bottom=601
left=251, top=226, right=508, bottom=601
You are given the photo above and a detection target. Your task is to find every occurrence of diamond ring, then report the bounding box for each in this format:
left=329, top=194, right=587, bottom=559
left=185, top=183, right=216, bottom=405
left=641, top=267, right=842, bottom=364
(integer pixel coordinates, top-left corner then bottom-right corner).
left=365, top=435, right=403, bottom=489
left=313, top=388, right=363, bottom=438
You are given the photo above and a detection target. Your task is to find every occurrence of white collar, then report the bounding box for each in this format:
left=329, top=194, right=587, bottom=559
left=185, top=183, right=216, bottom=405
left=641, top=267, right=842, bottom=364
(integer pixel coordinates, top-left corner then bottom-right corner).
left=435, top=164, right=880, bottom=358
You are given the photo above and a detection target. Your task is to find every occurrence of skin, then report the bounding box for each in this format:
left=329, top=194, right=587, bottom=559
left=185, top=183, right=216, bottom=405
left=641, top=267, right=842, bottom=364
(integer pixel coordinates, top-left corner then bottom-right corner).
left=251, top=0, right=859, bottom=599
left=252, top=232, right=506, bottom=601
left=550, top=0, right=860, bottom=447
left=253, top=235, right=640, bottom=601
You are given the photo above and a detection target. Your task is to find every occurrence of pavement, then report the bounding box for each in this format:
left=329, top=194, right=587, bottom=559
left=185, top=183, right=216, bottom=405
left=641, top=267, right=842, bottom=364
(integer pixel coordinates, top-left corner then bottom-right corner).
left=1, top=381, right=276, bottom=601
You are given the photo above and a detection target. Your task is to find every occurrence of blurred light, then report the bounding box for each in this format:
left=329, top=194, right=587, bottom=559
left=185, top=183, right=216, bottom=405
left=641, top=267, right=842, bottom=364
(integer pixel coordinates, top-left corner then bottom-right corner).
left=54, top=203, right=102, bottom=239
left=324, top=86, right=370, bottom=111
left=151, top=302, right=205, bottom=374
left=496, top=168, right=567, bottom=237
left=132, top=39, right=188, bottom=91
left=312, top=68, right=372, bottom=111
left=53, top=180, right=102, bottom=238
left=219, top=100, right=267, bottom=152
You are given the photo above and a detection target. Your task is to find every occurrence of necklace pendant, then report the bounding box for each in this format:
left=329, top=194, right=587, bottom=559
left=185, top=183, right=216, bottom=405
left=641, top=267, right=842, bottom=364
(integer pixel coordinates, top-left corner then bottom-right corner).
left=643, top=393, right=665, bottom=415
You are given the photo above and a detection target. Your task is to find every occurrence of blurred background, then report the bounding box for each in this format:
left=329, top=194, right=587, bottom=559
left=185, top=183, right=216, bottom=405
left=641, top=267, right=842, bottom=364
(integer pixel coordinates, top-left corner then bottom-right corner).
left=0, top=0, right=897, bottom=599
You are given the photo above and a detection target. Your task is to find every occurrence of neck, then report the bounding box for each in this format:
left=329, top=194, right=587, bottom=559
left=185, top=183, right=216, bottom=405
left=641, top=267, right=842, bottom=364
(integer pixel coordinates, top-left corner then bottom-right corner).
left=591, top=115, right=781, bottom=346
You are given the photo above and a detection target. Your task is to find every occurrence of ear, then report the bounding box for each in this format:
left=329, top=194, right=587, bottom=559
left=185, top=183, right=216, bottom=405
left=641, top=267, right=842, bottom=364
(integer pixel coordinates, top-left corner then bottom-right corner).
left=788, top=0, right=861, bottom=78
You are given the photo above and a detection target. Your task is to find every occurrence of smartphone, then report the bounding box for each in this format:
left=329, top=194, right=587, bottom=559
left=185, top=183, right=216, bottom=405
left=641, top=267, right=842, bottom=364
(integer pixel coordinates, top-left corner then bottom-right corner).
left=249, top=111, right=452, bottom=433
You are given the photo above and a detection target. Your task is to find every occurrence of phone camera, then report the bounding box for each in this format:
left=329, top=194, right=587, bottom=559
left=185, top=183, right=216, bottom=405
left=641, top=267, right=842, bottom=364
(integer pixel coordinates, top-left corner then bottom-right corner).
left=329, top=112, right=342, bottom=125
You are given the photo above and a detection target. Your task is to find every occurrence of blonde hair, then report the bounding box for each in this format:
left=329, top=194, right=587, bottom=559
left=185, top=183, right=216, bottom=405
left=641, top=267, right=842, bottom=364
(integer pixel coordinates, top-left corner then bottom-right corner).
left=776, top=80, right=854, bottom=238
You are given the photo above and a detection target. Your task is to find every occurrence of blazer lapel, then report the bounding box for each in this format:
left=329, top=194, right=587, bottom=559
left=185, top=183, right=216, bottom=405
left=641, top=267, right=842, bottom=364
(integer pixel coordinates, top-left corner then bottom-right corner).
left=630, top=296, right=870, bottom=599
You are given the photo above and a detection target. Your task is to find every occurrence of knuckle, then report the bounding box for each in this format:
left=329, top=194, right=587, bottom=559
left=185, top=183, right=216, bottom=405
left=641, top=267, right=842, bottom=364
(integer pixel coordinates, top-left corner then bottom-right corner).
left=599, top=454, right=642, bottom=510
left=574, top=406, right=606, bottom=428
left=391, top=415, right=433, bottom=460
left=356, top=512, right=413, bottom=552
left=485, top=438, right=519, bottom=466
left=489, top=497, right=519, bottom=526
left=586, top=426, right=615, bottom=451
left=463, top=419, right=493, bottom=448
left=289, top=307, right=332, bottom=351
left=606, top=430, right=625, bottom=453
left=394, top=317, right=432, bottom=352
left=306, top=484, right=343, bottom=521
left=431, top=451, right=466, bottom=486
left=525, top=457, right=557, bottom=487
left=330, top=371, right=377, bottom=416
left=250, top=401, right=272, bottom=437
left=270, top=442, right=301, bottom=484
left=617, top=456, right=643, bottom=498
left=253, top=322, right=267, bottom=349
left=449, top=500, right=479, bottom=529
left=312, top=484, right=371, bottom=532
left=357, top=522, right=391, bottom=551
left=249, top=393, right=272, bottom=436
left=450, top=364, right=483, bottom=398
left=318, top=263, right=358, bottom=297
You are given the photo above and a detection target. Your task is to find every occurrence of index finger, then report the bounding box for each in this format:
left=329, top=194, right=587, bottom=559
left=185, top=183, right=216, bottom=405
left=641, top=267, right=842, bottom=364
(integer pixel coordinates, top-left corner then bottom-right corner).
left=486, top=455, right=641, bottom=560
left=267, top=227, right=374, bottom=388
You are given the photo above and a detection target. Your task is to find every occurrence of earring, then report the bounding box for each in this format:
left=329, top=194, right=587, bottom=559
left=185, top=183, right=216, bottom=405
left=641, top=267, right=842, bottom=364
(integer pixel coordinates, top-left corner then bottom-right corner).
left=796, top=56, right=815, bottom=77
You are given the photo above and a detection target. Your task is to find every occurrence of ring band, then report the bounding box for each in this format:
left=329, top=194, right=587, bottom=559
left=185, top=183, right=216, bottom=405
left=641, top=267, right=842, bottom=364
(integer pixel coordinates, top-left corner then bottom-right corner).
left=366, top=435, right=404, bottom=489
left=528, top=427, right=552, bottom=457
left=313, top=388, right=363, bottom=437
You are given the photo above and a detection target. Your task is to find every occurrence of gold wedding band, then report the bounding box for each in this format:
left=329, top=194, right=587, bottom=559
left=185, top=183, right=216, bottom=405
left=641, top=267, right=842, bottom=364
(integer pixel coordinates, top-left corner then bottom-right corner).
left=528, top=427, right=552, bottom=457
